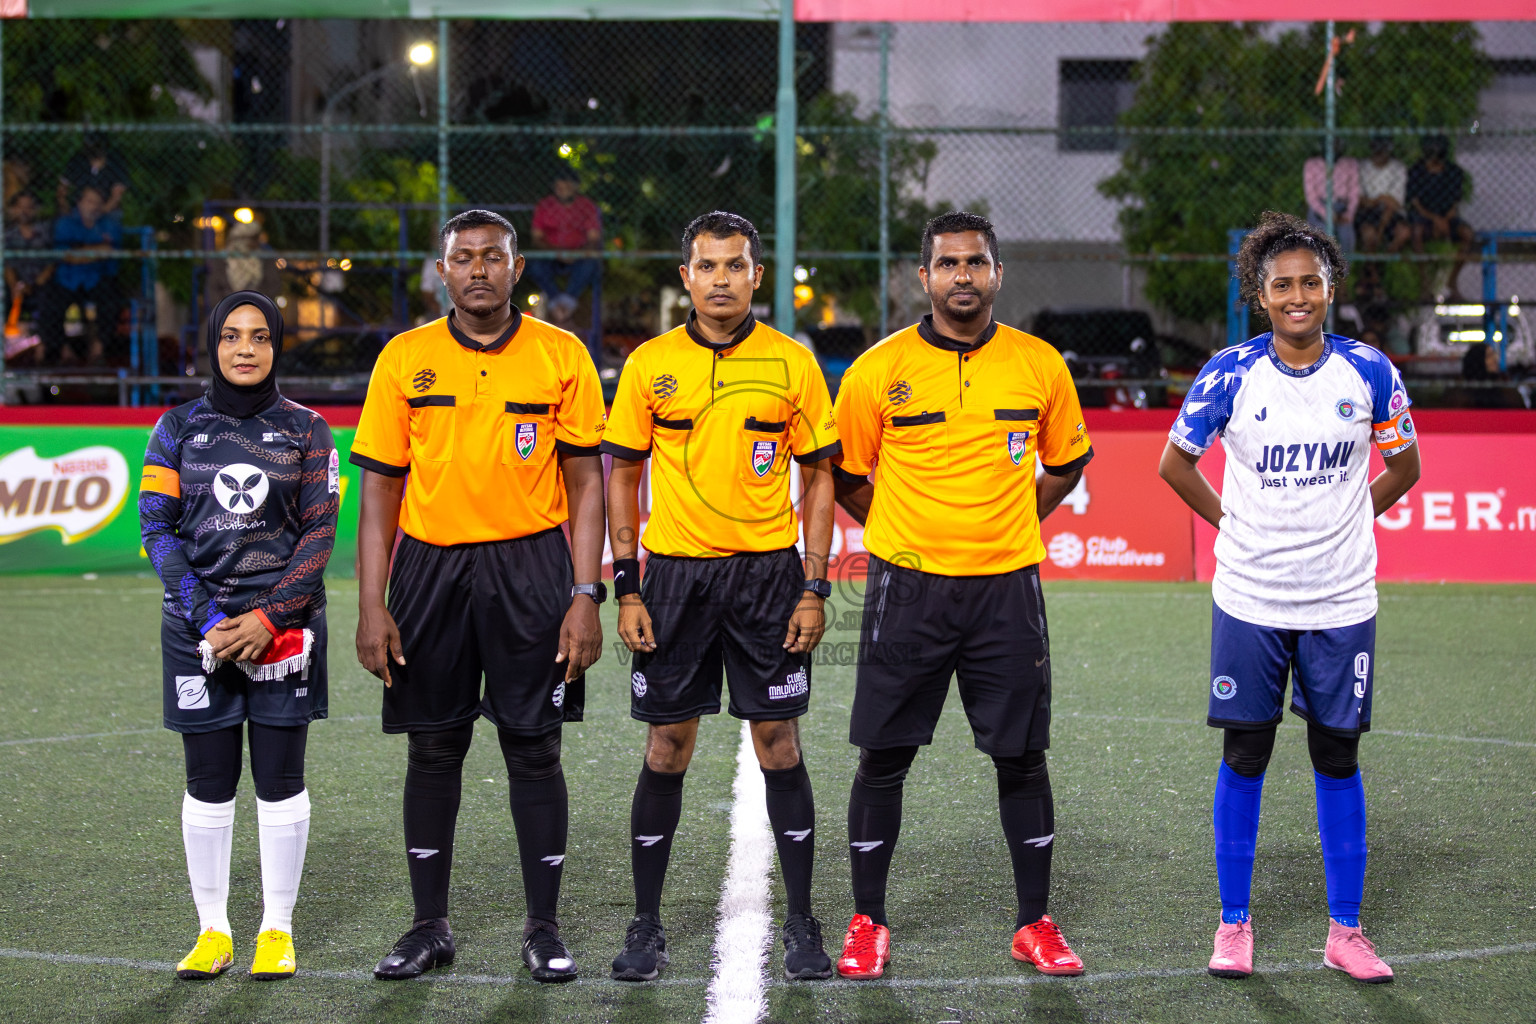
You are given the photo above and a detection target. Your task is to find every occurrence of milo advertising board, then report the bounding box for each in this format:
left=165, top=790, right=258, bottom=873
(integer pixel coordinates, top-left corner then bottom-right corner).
left=0, top=420, right=363, bottom=575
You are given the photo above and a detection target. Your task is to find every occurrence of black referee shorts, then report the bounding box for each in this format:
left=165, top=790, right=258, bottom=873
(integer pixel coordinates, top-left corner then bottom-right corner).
left=850, top=554, right=1051, bottom=757
left=629, top=547, right=810, bottom=724
left=383, top=528, right=582, bottom=736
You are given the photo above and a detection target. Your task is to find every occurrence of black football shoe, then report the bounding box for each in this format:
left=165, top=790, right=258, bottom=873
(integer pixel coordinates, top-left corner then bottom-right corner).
left=374, top=919, right=455, bottom=980
left=611, top=913, right=668, bottom=981
left=782, top=914, right=834, bottom=980
left=522, top=927, right=578, bottom=983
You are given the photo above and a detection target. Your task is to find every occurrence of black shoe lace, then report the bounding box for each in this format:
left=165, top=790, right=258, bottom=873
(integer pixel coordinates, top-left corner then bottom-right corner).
left=783, top=915, right=824, bottom=952
left=525, top=929, right=568, bottom=961
left=624, top=915, right=665, bottom=953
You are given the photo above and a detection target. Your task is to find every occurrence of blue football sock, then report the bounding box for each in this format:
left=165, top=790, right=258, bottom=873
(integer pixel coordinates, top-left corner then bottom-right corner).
left=1213, top=762, right=1265, bottom=925
left=1315, top=769, right=1367, bottom=926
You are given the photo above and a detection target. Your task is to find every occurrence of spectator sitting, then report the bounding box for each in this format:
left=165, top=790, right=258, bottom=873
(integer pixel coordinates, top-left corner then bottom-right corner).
left=206, top=217, right=282, bottom=312
left=1407, top=134, right=1475, bottom=302
left=57, top=133, right=129, bottom=219
left=39, top=184, right=123, bottom=366
left=1304, top=152, right=1358, bottom=252
left=1354, top=136, right=1410, bottom=297
left=417, top=255, right=444, bottom=326
left=524, top=168, right=602, bottom=322
left=4, top=157, right=33, bottom=209
left=4, top=191, right=53, bottom=361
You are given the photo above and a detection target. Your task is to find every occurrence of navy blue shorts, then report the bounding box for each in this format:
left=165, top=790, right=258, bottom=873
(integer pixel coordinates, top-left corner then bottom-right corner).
left=162, top=606, right=328, bottom=734
left=1208, top=604, right=1374, bottom=736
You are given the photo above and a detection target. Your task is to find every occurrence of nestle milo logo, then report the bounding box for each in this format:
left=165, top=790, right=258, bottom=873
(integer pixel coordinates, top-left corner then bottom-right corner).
left=0, top=445, right=130, bottom=545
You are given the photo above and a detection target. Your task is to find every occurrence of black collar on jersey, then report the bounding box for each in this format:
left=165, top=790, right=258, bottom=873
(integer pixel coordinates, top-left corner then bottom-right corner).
left=918, top=313, right=997, bottom=353
left=685, top=308, right=757, bottom=352
left=447, top=307, right=522, bottom=353
left=206, top=290, right=283, bottom=419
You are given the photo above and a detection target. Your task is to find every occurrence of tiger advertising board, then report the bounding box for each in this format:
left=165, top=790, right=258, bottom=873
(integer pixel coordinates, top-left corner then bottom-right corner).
left=1193, top=427, right=1536, bottom=584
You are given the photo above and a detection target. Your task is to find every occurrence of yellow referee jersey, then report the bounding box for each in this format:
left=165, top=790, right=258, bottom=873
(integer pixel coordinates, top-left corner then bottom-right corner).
left=350, top=311, right=605, bottom=546
left=602, top=312, right=840, bottom=557
left=835, top=316, right=1092, bottom=576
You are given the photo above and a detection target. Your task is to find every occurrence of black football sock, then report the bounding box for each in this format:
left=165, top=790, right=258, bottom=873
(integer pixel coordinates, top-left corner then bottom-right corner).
left=994, top=752, right=1055, bottom=929
left=500, top=729, right=568, bottom=930
left=762, top=759, right=816, bottom=919
left=630, top=764, right=686, bottom=918
left=403, top=725, right=473, bottom=922
left=847, top=746, right=917, bottom=928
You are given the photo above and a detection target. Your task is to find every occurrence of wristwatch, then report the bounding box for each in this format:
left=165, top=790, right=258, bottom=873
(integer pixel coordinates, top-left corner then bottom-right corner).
left=803, top=578, right=831, bottom=599
left=571, top=582, right=608, bottom=605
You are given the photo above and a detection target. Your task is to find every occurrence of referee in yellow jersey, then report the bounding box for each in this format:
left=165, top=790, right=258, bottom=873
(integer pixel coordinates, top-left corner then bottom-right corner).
left=602, top=212, right=840, bottom=982
left=830, top=212, right=1093, bottom=980
left=351, top=210, right=606, bottom=983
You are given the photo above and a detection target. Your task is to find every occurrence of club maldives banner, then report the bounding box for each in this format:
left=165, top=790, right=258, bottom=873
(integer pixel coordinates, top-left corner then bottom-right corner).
left=0, top=409, right=1532, bottom=583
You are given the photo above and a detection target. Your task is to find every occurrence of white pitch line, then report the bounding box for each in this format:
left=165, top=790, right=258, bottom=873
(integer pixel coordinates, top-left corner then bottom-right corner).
left=0, top=946, right=706, bottom=986
left=701, top=720, right=775, bottom=1024
left=806, top=940, right=1536, bottom=989
left=3, top=941, right=1532, bottom=990
left=0, top=727, right=162, bottom=747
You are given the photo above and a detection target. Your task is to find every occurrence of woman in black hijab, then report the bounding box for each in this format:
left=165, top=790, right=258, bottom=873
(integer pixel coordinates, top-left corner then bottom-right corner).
left=206, top=290, right=284, bottom=417
left=140, top=290, right=338, bottom=982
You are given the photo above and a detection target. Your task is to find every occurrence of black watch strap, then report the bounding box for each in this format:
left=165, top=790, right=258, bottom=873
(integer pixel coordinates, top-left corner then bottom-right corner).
left=803, top=578, right=831, bottom=599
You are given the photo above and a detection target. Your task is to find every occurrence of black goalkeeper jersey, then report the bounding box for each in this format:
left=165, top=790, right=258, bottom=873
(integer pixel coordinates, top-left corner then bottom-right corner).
left=139, top=395, right=339, bottom=633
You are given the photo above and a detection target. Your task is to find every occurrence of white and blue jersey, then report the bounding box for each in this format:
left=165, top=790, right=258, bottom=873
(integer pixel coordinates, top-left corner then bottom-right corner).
left=1171, top=333, right=1415, bottom=631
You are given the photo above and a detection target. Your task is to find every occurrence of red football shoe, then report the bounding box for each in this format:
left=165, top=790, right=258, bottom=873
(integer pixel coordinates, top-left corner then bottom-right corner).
left=835, top=914, right=891, bottom=980
left=1011, top=915, right=1084, bottom=975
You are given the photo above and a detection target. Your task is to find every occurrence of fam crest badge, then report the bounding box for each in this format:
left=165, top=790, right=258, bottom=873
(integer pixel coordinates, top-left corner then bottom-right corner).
left=516, top=422, right=538, bottom=461
left=751, top=439, right=777, bottom=477
left=1007, top=430, right=1030, bottom=466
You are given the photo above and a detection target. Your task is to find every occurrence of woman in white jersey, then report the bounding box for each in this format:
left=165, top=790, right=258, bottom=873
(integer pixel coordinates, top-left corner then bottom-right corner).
left=1158, top=212, right=1420, bottom=984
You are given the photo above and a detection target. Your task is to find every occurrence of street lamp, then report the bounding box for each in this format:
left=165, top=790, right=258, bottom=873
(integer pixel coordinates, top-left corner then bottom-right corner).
left=319, top=42, right=436, bottom=254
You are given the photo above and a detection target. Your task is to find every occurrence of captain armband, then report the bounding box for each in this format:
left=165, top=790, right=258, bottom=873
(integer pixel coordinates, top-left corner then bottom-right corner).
left=1371, top=409, right=1417, bottom=457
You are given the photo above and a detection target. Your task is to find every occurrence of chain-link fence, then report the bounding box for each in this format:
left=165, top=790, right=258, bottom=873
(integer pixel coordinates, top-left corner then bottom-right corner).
left=3, top=17, right=1533, bottom=407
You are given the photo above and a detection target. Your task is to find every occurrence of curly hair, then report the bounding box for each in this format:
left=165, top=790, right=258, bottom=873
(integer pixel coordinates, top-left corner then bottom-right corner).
left=1235, top=210, right=1348, bottom=314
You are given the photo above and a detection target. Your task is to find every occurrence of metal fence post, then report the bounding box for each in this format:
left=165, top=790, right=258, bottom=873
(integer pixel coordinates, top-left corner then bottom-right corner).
left=877, top=21, right=890, bottom=340
left=1228, top=228, right=1249, bottom=349
left=774, top=0, right=796, bottom=337
left=437, top=19, right=450, bottom=238
left=1324, top=20, right=1337, bottom=333
left=1324, top=20, right=1336, bottom=241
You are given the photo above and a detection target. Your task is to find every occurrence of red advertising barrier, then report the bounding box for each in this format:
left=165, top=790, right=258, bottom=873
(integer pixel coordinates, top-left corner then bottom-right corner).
left=1194, top=431, right=1536, bottom=584
left=8, top=407, right=1533, bottom=583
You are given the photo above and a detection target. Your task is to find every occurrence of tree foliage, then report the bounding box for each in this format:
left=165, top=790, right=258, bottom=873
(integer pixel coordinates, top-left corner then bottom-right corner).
left=793, top=92, right=942, bottom=329
left=1099, top=22, right=1490, bottom=325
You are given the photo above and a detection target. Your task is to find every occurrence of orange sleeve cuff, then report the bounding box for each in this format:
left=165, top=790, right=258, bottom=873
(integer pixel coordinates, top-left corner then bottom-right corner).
left=252, top=608, right=279, bottom=637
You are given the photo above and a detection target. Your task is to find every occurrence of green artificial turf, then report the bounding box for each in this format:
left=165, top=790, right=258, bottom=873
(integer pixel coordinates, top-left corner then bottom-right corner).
left=0, top=576, right=1532, bottom=1023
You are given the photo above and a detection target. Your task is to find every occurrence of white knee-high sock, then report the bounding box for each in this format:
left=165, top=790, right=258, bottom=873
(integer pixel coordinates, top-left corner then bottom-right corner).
left=182, top=793, right=236, bottom=936
left=256, top=790, right=311, bottom=935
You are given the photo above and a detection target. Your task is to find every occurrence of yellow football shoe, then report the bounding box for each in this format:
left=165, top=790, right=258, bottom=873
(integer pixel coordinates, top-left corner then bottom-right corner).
left=250, top=928, right=297, bottom=980
left=176, top=927, right=233, bottom=979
